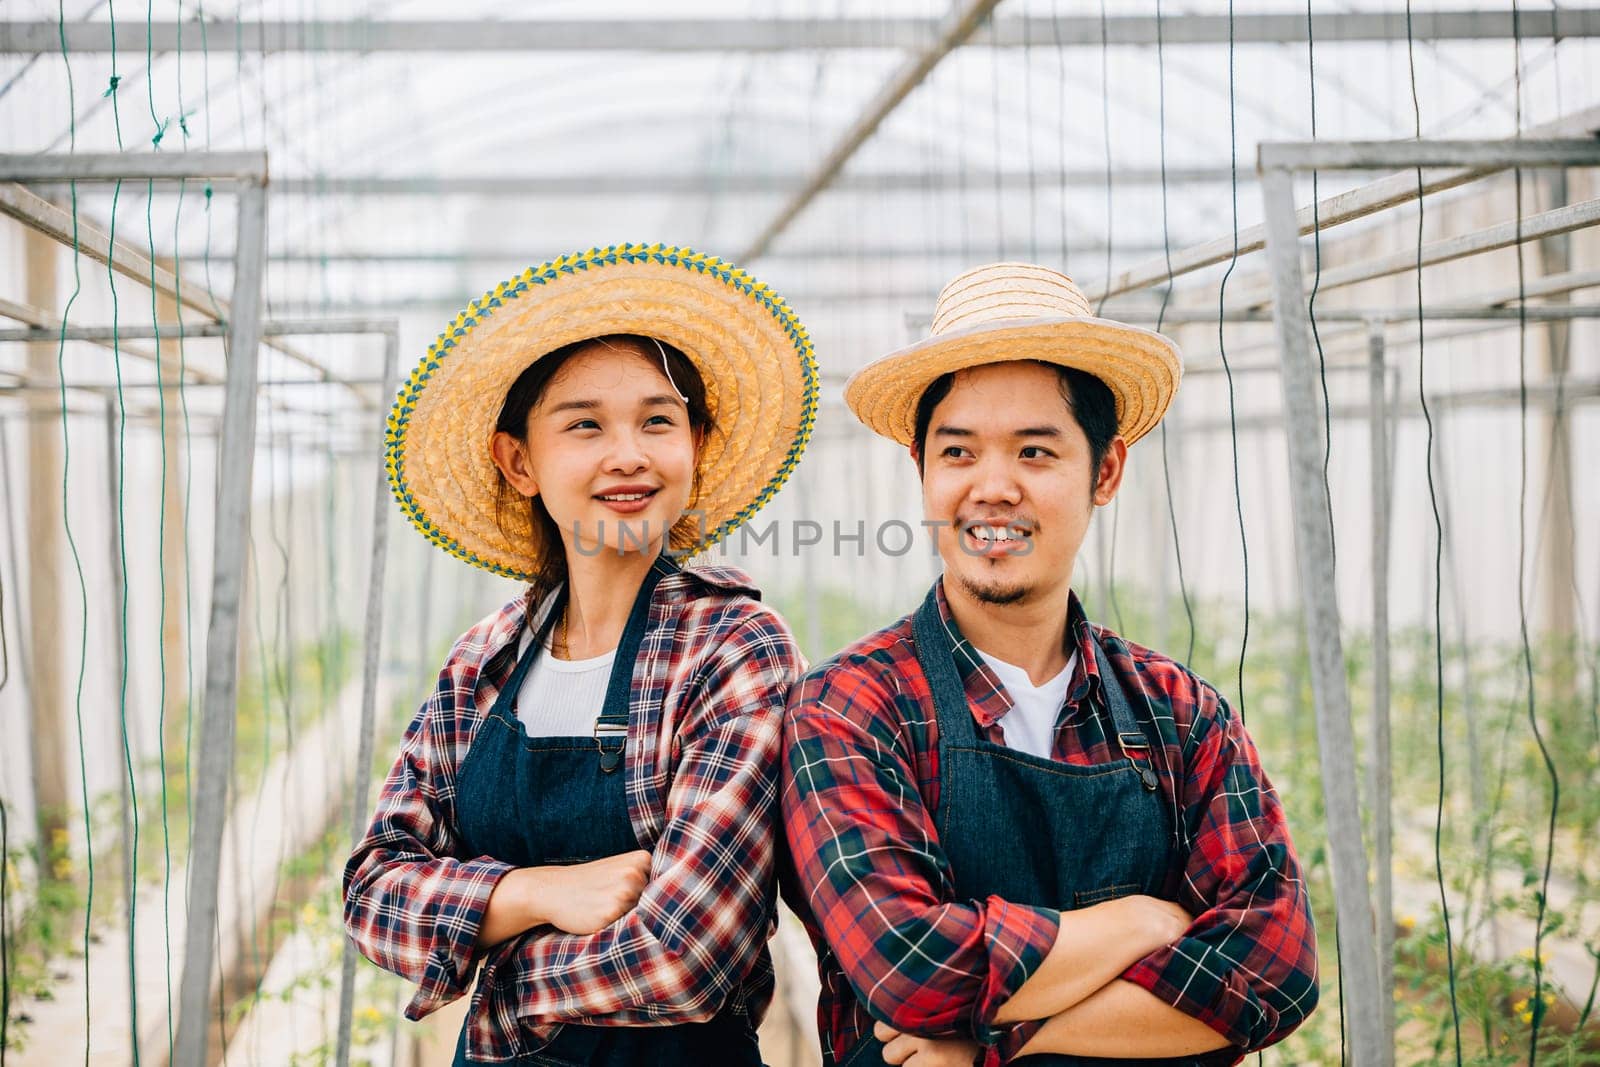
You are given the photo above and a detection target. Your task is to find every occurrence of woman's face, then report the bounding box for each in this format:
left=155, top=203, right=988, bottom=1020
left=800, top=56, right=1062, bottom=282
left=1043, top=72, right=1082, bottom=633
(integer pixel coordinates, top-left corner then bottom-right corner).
left=491, top=339, right=699, bottom=560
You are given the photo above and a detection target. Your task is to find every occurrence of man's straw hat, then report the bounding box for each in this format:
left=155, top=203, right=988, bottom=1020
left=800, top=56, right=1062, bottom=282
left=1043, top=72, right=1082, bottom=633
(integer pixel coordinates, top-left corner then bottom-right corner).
left=845, top=262, right=1181, bottom=447
left=386, top=244, right=820, bottom=582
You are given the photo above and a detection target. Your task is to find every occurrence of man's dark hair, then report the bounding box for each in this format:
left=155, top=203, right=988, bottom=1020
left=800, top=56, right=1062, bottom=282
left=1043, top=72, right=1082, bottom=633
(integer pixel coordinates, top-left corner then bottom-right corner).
left=911, top=360, right=1118, bottom=476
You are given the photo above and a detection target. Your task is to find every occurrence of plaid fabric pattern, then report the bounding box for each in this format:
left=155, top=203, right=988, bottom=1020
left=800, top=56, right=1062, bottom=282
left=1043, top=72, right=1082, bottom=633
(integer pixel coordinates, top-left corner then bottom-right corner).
left=780, top=581, right=1318, bottom=1065
left=343, top=564, right=803, bottom=1062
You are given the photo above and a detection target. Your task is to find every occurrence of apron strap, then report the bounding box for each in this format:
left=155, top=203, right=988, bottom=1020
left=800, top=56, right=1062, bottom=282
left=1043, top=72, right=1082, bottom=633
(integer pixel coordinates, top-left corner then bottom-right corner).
left=1089, top=637, right=1160, bottom=792
left=489, top=586, right=571, bottom=723
left=594, top=553, right=680, bottom=773
left=911, top=585, right=982, bottom=745
left=914, top=581, right=1161, bottom=793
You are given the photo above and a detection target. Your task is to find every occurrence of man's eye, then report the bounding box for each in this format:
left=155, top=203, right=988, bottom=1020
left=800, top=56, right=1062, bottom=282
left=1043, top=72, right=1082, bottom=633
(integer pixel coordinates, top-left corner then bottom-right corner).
left=1021, top=446, right=1054, bottom=459
left=941, top=446, right=970, bottom=459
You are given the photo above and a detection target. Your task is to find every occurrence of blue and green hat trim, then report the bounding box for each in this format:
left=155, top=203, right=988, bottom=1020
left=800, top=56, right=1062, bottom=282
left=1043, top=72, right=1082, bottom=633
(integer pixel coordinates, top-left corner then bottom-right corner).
left=384, top=242, right=821, bottom=583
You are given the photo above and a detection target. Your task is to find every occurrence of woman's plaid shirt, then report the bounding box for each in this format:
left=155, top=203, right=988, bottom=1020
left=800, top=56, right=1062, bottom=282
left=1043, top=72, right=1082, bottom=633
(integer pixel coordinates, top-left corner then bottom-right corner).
left=343, top=564, right=803, bottom=1062
left=780, top=582, right=1318, bottom=1065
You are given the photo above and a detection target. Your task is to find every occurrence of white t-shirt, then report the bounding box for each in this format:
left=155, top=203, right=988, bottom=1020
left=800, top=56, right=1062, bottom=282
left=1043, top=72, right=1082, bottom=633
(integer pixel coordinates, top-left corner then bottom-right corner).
left=975, top=648, right=1078, bottom=760
left=514, top=592, right=617, bottom=737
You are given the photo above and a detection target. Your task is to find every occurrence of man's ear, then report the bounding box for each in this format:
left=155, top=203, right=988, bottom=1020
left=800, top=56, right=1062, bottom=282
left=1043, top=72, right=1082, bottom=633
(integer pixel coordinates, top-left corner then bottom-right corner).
left=490, top=430, right=539, bottom=498
left=1091, top=436, right=1128, bottom=507
left=909, top=442, right=923, bottom=476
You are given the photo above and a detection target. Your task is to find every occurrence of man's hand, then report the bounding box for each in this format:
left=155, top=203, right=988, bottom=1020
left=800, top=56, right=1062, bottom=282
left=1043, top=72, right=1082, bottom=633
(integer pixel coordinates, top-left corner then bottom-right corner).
left=992, top=892, right=1193, bottom=1024
left=873, top=1021, right=982, bottom=1066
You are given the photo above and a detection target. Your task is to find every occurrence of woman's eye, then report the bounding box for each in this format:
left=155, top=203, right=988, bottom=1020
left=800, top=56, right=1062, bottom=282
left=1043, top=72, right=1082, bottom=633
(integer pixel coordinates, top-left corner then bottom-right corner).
left=645, top=414, right=676, bottom=428
left=568, top=418, right=600, bottom=432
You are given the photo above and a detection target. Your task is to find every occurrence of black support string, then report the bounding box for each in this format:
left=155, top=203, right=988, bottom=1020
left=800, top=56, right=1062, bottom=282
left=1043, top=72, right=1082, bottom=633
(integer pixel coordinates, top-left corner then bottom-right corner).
left=1405, top=0, right=1465, bottom=1058
left=1152, top=0, right=1197, bottom=667
left=1216, top=0, right=1251, bottom=727
left=53, top=5, right=98, bottom=1063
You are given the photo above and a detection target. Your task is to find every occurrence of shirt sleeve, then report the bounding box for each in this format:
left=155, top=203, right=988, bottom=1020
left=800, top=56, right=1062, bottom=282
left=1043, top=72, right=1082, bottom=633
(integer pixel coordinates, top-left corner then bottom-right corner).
left=780, top=660, right=1061, bottom=1047
left=1120, top=683, right=1320, bottom=1052
left=481, top=611, right=799, bottom=1026
left=341, top=665, right=515, bottom=1020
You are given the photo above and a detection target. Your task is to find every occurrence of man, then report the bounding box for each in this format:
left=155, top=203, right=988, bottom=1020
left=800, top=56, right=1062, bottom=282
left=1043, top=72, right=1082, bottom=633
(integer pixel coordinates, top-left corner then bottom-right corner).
left=780, top=262, right=1318, bottom=1066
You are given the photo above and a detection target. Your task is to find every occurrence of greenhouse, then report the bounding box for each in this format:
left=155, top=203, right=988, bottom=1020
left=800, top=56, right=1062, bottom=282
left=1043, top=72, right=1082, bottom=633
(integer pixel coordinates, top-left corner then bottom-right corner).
left=0, top=2, right=1597, bottom=1065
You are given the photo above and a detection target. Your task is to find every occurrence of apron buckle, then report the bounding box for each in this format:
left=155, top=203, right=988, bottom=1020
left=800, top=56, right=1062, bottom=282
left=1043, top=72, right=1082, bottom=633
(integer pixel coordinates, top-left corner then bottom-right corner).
left=594, top=721, right=627, bottom=774
left=1116, top=732, right=1159, bottom=791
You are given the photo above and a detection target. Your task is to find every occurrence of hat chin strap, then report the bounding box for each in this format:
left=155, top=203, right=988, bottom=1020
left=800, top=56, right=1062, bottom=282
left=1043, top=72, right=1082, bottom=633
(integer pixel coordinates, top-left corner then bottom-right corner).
left=648, top=335, right=691, bottom=406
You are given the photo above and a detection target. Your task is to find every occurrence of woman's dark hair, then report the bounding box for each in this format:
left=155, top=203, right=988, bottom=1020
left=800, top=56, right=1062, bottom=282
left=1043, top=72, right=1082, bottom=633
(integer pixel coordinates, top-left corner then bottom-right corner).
left=493, top=334, right=715, bottom=595
left=912, top=360, right=1118, bottom=478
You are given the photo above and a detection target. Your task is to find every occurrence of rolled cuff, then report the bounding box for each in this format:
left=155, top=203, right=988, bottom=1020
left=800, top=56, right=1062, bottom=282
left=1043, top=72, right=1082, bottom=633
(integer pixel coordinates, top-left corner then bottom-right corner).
left=1121, top=937, right=1257, bottom=1058
left=971, top=897, right=1060, bottom=1045
left=403, top=857, right=516, bottom=1019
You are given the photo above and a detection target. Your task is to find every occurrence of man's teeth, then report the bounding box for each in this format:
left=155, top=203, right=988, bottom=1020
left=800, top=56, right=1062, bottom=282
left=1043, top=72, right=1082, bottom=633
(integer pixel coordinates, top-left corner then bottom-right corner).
left=600, top=492, right=652, bottom=501
left=971, top=525, right=1024, bottom=542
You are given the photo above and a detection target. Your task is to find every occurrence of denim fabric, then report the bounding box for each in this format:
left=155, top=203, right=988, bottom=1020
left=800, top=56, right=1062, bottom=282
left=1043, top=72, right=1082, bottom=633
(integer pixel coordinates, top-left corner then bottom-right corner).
left=452, top=558, right=760, bottom=1066
left=840, top=587, right=1189, bottom=1067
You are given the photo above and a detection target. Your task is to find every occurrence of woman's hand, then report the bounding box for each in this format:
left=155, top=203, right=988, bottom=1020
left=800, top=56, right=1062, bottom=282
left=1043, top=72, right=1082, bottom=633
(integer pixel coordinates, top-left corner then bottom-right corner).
left=528, top=850, right=654, bottom=934
left=477, top=850, right=652, bottom=945
left=873, top=1022, right=982, bottom=1066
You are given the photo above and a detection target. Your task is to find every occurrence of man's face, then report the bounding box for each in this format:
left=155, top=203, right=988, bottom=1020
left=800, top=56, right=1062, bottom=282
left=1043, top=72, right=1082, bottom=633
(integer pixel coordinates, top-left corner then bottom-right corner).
left=916, top=361, right=1125, bottom=609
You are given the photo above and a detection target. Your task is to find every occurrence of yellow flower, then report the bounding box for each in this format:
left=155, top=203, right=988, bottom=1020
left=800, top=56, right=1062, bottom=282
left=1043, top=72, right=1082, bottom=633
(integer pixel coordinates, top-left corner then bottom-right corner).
left=358, top=1006, right=383, bottom=1025
left=52, top=858, right=72, bottom=879
left=1397, top=915, right=1416, bottom=933
left=1513, top=997, right=1529, bottom=1014
left=300, top=903, right=318, bottom=926
left=51, top=827, right=70, bottom=848
left=1519, top=1009, right=1534, bottom=1024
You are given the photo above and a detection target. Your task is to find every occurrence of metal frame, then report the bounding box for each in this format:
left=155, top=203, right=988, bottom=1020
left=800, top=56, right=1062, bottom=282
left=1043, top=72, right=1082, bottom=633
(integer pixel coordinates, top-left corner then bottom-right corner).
left=66, top=168, right=1238, bottom=198
left=1256, top=135, right=1600, bottom=1067
left=740, top=0, right=1003, bottom=261
left=165, top=241, right=1178, bottom=266
left=1083, top=105, right=1600, bottom=305
left=1229, top=195, right=1600, bottom=309
left=0, top=151, right=267, bottom=1067
left=4, top=10, right=1598, bottom=53
left=0, top=317, right=419, bottom=343
left=1366, top=325, right=1397, bottom=1054
left=0, top=158, right=371, bottom=406
left=331, top=324, right=400, bottom=1067
left=0, top=303, right=399, bottom=1063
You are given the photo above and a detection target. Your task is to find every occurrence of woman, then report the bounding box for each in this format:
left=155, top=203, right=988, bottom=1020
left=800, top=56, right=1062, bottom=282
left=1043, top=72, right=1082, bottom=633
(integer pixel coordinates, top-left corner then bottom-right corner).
left=344, top=245, right=818, bottom=1065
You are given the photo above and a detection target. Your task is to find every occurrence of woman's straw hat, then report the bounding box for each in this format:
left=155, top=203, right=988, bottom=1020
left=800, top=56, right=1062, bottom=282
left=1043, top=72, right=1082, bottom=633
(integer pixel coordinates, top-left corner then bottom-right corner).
left=844, top=262, right=1181, bottom=447
left=386, top=244, right=820, bottom=582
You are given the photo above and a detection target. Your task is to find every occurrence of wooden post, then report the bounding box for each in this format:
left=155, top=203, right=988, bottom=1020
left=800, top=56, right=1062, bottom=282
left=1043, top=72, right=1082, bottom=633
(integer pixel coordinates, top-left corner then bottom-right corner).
left=1260, top=164, right=1383, bottom=1063
left=1367, top=322, right=1396, bottom=1067
left=152, top=281, right=190, bottom=781
left=1534, top=171, right=1575, bottom=660
left=22, top=223, right=70, bottom=857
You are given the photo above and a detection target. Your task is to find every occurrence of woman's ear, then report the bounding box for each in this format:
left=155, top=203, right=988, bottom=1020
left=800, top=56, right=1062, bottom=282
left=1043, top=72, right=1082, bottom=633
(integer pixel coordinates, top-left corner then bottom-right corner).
left=490, top=430, right=539, bottom=498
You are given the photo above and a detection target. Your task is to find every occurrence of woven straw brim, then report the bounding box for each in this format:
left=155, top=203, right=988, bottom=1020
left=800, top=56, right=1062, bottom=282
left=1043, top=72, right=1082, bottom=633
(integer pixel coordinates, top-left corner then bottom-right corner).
left=387, top=245, right=819, bottom=583
left=843, top=315, right=1181, bottom=448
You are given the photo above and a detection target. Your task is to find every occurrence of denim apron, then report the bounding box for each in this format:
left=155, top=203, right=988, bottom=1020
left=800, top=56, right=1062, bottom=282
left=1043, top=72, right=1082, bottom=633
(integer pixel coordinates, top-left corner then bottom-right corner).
left=837, top=587, right=1195, bottom=1067
left=451, top=557, right=761, bottom=1066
